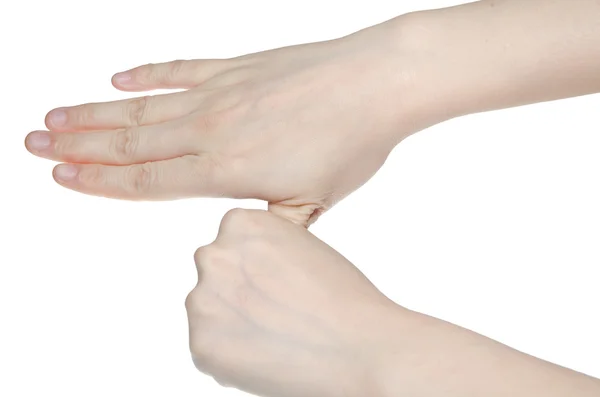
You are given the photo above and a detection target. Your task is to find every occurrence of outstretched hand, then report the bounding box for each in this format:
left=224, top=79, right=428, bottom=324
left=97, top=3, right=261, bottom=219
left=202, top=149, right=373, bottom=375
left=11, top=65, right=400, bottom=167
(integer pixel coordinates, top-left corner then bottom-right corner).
left=25, top=19, right=428, bottom=226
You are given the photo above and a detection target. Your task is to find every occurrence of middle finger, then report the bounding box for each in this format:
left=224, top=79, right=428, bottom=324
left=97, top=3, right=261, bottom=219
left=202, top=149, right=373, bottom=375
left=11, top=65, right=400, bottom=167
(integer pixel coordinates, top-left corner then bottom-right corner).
left=26, top=114, right=208, bottom=165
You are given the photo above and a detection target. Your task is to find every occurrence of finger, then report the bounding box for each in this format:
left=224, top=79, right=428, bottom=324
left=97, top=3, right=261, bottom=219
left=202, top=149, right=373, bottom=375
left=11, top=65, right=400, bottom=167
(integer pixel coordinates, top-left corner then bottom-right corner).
left=51, top=155, right=226, bottom=200
left=45, top=89, right=205, bottom=132
left=112, top=59, right=231, bottom=92
left=28, top=116, right=201, bottom=165
left=268, top=202, right=322, bottom=228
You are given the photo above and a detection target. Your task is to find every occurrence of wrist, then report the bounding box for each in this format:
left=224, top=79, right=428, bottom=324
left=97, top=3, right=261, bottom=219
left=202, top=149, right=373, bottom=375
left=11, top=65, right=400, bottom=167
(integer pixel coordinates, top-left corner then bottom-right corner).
left=348, top=12, right=464, bottom=147
left=352, top=306, right=427, bottom=397
left=384, top=0, right=600, bottom=123
left=372, top=312, right=600, bottom=397
left=389, top=4, right=511, bottom=121
left=365, top=308, right=426, bottom=397
left=382, top=10, right=474, bottom=123
left=371, top=3, right=524, bottom=129
left=368, top=310, right=493, bottom=397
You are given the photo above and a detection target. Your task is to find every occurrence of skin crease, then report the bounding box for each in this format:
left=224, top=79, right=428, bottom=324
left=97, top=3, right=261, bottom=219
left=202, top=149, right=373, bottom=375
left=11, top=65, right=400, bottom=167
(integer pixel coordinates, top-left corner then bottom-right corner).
left=25, top=0, right=600, bottom=395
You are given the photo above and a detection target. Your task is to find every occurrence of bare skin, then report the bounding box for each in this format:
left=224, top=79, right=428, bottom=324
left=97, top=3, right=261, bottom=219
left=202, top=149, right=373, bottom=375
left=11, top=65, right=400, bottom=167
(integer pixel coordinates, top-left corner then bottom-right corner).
left=24, top=25, right=420, bottom=226
left=25, top=0, right=600, bottom=395
left=187, top=209, right=600, bottom=397
left=187, top=209, right=399, bottom=397
left=24, top=0, right=600, bottom=226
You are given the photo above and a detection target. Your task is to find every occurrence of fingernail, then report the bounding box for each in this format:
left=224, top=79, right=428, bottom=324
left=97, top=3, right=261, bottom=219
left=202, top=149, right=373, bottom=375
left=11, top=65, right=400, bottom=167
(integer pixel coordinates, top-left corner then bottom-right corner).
left=49, top=109, right=67, bottom=127
left=27, top=131, right=51, bottom=151
left=54, top=164, right=78, bottom=182
left=114, top=73, right=132, bottom=85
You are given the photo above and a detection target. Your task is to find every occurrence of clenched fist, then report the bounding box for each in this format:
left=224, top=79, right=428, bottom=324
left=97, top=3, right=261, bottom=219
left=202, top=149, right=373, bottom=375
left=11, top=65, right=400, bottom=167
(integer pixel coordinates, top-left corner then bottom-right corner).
left=25, top=15, right=437, bottom=226
left=185, top=209, right=409, bottom=397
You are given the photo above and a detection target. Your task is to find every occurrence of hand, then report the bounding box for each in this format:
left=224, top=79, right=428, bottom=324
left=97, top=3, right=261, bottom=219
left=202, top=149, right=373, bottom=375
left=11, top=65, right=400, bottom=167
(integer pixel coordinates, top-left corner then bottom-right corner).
left=25, top=16, right=431, bottom=226
left=185, top=209, right=408, bottom=397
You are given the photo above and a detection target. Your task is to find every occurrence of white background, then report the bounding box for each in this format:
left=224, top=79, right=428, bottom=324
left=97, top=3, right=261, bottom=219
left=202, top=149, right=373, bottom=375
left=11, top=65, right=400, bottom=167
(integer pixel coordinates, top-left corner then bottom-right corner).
left=1, top=1, right=599, bottom=396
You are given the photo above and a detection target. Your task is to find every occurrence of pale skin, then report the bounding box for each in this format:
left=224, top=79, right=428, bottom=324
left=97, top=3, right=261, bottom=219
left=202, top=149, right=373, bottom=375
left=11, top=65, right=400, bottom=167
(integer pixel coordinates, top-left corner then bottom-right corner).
left=24, top=0, right=600, bottom=227
left=25, top=0, right=600, bottom=395
left=189, top=208, right=600, bottom=397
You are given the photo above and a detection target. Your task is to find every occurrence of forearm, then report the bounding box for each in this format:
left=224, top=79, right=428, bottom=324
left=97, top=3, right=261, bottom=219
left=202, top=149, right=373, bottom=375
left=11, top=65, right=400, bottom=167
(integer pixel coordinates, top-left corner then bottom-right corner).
left=389, top=0, right=600, bottom=124
left=373, top=311, right=600, bottom=397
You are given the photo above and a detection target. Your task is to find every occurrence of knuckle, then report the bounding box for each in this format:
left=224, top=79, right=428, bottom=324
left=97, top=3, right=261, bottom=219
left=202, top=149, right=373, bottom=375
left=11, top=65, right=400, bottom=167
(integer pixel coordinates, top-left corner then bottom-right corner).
left=137, top=63, right=155, bottom=84
left=186, top=287, right=220, bottom=319
left=74, top=104, right=95, bottom=126
left=126, top=96, right=150, bottom=126
left=221, top=208, right=252, bottom=229
left=126, top=163, right=156, bottom=194
left=193, top=111, right=225, bottom=132
left=194, top=245, right=215, bottom=266
left=79, top=165, right=105, bottom=186
left=221, top=208, right=270, bottom=233
left=167, top=59, right=187, bottom=82
left=110, top=128, right=138, bottom=163
left=188, top=154, right=224, bottom=192
left=185, top=289, right=198, bottom=312
left=53, top=134, right=76, bottom=157
left=194, top=245, right=237, bottom=277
